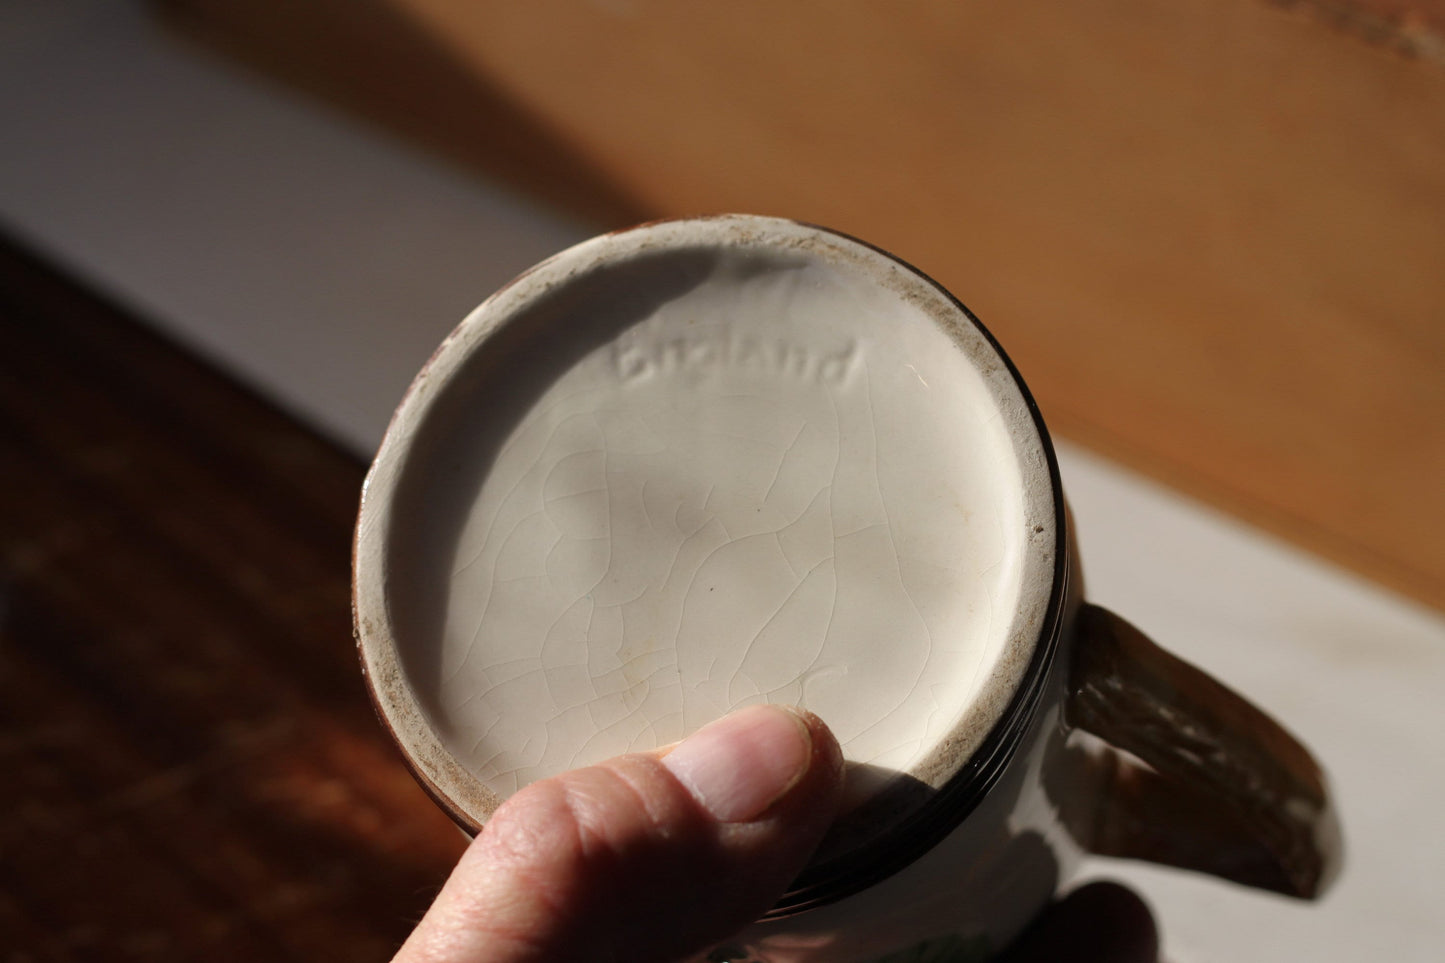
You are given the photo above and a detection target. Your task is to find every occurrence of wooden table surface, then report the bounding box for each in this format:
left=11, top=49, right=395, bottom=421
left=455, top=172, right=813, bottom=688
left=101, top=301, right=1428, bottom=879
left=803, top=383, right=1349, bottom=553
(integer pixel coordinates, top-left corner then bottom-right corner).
left=159, top=0, right=1445, bottom=612
left=0, top=234, right=465, bottom=960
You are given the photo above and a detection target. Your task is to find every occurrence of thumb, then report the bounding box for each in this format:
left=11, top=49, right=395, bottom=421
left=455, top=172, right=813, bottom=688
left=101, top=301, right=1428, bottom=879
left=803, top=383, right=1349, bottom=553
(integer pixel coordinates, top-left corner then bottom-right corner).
left=394, top=704, right=845, bottom=963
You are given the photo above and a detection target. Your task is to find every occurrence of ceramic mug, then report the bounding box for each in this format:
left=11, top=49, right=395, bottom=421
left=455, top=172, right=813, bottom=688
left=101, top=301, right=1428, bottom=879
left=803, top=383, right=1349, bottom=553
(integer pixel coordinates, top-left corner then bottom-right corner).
left=352, top=216, right=1340, bottom=962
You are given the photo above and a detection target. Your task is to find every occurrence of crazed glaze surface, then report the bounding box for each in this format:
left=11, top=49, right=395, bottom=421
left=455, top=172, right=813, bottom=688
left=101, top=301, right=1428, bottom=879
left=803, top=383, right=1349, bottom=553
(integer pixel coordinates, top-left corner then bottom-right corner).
left=355, top=216, right=1057, bottom=854
left=440, top=253, right=1023, bottom=795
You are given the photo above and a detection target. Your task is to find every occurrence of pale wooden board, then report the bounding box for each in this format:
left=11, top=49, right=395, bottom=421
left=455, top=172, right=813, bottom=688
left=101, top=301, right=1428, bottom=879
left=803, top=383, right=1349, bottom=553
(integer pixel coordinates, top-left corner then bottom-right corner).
left=158, top=0, right=1445, bottom=611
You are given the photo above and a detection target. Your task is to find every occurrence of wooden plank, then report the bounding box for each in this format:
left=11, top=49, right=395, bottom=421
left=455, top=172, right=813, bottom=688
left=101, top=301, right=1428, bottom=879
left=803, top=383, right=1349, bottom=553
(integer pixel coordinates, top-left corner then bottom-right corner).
left=0, top=235, right=466, bottom=961
left=157, top=0, right=1445, bottom=610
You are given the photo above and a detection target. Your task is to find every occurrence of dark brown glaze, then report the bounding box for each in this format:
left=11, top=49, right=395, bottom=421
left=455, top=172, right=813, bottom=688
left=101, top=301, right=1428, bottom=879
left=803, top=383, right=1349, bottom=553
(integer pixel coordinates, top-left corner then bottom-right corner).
left=1067, top=604, right=1342, bottom=898
left=0, top=234, right=466, bottom=960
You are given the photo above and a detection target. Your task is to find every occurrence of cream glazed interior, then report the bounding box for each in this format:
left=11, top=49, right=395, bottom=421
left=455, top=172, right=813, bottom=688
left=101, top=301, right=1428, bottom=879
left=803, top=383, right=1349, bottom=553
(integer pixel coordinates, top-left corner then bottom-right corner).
left=354, top=216, right=1058, bottom=848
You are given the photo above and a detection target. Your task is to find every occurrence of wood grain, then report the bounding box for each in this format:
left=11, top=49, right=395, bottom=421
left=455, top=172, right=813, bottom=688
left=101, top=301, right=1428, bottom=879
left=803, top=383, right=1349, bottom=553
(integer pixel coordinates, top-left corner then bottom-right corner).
left=156, top=0, right=1445, bottom=611
left=0, top=235, right=465, bottom=960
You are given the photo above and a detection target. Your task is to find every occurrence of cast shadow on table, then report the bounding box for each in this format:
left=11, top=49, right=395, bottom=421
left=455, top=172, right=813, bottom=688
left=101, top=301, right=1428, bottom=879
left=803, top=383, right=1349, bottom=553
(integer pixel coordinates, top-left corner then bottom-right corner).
left=153, top=0, right=651, bottom=228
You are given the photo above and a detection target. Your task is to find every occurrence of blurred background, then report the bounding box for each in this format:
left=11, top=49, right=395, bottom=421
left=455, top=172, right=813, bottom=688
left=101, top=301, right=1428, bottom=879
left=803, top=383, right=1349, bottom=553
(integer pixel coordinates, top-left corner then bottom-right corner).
left=2, top=1, right=1442, bottom=960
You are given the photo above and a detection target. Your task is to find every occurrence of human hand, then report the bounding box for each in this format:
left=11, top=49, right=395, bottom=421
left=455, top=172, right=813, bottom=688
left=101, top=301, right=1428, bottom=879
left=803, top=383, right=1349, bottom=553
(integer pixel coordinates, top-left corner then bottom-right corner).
left=392, top=704, right=1156, bottom=963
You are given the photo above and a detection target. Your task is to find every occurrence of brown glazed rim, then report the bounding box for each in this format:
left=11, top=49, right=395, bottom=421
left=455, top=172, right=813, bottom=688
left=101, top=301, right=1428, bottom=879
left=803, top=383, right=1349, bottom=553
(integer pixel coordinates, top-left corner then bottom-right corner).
left=350, top=215, right=1068, bottom=916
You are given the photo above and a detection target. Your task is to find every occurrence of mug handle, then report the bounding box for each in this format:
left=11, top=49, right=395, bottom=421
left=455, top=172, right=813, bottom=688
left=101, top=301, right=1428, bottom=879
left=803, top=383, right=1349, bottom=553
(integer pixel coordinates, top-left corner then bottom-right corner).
left=1065, top=603, right=1342, bottom=898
